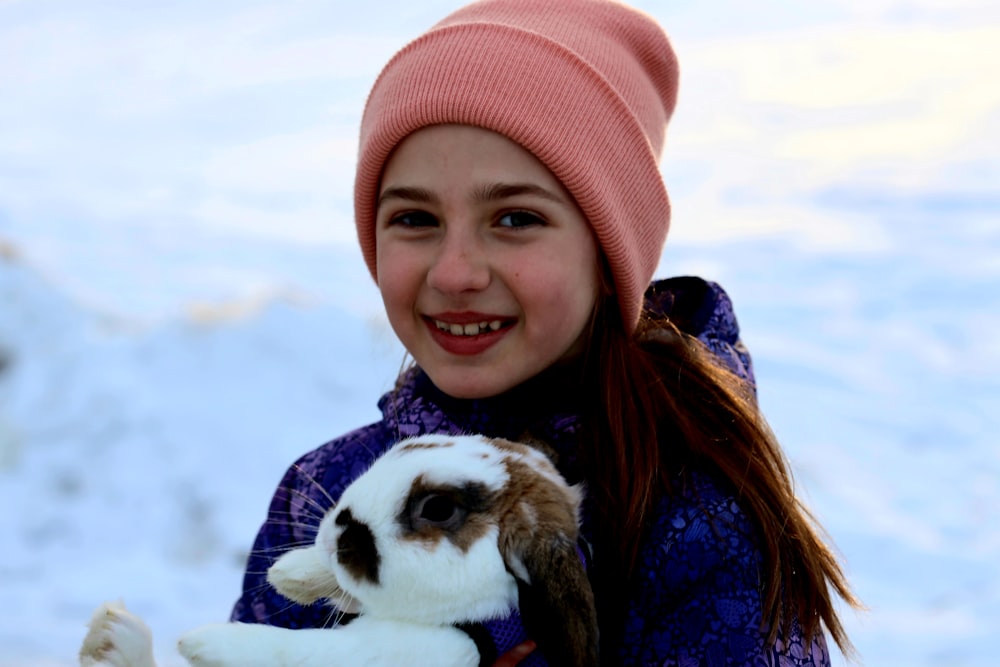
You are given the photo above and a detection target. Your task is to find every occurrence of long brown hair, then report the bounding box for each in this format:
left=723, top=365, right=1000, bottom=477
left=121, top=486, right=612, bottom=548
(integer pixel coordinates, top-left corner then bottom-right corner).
left=578, top=287, right=861, bottom=659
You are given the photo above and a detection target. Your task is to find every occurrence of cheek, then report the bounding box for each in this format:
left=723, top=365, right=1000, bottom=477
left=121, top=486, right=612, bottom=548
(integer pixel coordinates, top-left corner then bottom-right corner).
left=542, top=240, right=600, bottom=309
left=376, top=245, right=422, bottom=311
left=521, top=262, right=599, bottom=336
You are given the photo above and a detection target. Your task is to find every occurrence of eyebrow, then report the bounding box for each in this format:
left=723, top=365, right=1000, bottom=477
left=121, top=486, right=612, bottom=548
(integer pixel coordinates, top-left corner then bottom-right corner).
left=377, top=182, right=568, bottom=209
left=377, top=186, right=437, bottom=208
left=472, top=182, right=568, bottom=205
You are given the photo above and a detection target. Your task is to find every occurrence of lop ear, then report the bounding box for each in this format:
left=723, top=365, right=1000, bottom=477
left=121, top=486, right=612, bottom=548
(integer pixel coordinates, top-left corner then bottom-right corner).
left=267, top=545, right=361, bottom=614
left=500, top=482, right=599, bottom=667
left=510, top=533, right=599, bottom=666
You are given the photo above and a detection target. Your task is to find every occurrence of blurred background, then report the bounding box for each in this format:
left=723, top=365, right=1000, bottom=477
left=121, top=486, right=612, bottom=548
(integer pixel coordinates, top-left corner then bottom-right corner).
left=1, top=0, right=997, bottom=664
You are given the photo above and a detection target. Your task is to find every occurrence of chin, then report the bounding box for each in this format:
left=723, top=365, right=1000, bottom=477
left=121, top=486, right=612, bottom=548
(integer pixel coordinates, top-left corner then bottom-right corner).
left=428, top=371, right=519, bottom=400
left=435, top=382, right=506, bottom=401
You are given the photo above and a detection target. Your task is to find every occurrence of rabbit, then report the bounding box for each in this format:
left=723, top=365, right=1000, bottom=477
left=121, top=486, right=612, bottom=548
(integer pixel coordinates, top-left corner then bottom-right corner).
left=79, top=433, right=599, bottom=667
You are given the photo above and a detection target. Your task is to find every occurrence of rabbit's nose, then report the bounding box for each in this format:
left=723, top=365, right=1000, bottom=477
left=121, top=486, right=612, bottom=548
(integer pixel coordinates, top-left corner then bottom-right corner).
left=335, top=508, right=380, bottom=585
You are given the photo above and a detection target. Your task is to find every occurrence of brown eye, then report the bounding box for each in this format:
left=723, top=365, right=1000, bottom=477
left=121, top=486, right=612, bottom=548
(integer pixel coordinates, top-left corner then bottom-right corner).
left=389, top=211, right=437, bottom=228
left=408, top=492, right=467, bottom=532
left=497, top=211, right=545, bottom=228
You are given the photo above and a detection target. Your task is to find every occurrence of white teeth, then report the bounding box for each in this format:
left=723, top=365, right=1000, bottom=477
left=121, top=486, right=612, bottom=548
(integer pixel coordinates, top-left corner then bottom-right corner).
left=434, top=319, right=505, bottom=336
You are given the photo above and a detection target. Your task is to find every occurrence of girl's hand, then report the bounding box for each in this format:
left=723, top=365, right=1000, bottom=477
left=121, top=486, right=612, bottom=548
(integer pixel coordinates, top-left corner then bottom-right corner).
left=493, top=640, right=537, bottom=666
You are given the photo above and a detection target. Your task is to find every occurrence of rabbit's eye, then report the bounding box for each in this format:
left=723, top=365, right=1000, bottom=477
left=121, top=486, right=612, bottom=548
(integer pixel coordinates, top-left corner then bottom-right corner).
left=420, top=494, right=459, bottom=522
left=410, top=492, right=467, bottom=531
left=402, top=481, right=492, bottom=539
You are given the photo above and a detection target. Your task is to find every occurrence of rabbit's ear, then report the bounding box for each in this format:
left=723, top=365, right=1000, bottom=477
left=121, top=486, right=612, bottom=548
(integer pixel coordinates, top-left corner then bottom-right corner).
left=496, top=460, right=598, bottom=667
left=508, top=529, right=599, bottom=666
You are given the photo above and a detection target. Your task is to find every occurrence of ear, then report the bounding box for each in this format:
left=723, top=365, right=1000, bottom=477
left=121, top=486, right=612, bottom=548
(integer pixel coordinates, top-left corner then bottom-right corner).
left=499, top=479, right=598, bottom=667
left=267, top=545, right=362, bottom=614
left=509, top=533, right=599, bottom=667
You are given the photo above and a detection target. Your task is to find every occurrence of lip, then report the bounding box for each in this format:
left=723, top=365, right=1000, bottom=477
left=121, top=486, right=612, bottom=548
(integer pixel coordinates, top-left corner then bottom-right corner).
left=423, top=312, right=514, bottom=356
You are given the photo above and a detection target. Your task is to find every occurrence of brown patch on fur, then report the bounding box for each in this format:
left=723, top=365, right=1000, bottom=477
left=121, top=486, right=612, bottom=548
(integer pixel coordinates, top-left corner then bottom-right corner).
left=92, top=637, right=114, bottom=660
left=486, top=436, right=560, bottom=469
left=482, top=439, right=578, bottom=542
left=397, top=439, right=455, bottom=452
left=494, top=452, right=581, bottom=560
left=514, top=434, right=561, bottom=465
left=399, top=474, right=497, bottom=553
left=485, top=436, right=532, bottom=457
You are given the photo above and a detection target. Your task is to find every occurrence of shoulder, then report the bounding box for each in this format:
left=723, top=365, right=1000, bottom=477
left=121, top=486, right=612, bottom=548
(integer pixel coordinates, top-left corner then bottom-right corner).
left=645, top=276, right=756, bottom=391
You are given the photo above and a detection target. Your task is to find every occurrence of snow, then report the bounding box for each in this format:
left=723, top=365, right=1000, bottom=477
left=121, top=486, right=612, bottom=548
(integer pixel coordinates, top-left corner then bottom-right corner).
left=1, top=1, right=998, bottom=665
left=0, top=248, right=404, bottom=664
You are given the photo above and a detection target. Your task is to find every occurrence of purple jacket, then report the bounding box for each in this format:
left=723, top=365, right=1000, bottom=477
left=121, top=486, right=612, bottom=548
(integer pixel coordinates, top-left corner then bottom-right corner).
left=232, top=277, right=832, bottom=666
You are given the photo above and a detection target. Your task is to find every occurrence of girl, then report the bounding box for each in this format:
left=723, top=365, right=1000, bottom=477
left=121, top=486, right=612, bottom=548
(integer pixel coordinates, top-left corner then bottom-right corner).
left=232, top=0, right=860, bottom=664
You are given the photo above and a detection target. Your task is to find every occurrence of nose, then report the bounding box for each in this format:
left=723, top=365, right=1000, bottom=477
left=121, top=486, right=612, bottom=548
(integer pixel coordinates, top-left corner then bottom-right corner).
left=426, top=226, right=490, bottom=294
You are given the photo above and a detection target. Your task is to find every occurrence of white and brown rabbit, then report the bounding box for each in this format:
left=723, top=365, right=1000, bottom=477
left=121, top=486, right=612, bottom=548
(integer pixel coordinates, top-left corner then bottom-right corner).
left=79, top=434, right=598, bottom=667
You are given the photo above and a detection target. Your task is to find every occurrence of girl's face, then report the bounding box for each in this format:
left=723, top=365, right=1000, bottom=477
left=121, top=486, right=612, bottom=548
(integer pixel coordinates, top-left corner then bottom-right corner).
left=375, top=124, right=601, bottom=399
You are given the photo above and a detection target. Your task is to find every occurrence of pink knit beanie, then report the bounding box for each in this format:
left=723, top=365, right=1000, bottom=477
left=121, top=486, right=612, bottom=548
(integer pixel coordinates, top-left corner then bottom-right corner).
left=354, top=0, right=679, bottom=329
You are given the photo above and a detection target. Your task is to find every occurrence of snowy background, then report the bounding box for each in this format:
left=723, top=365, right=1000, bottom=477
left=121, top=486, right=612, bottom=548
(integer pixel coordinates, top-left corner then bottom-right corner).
left=1, top=0, right=998, bottom=665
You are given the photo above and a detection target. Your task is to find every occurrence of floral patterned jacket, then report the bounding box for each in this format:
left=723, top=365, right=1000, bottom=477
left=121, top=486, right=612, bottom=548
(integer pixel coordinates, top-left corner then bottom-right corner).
left=231, top=276, right=831, bottom=666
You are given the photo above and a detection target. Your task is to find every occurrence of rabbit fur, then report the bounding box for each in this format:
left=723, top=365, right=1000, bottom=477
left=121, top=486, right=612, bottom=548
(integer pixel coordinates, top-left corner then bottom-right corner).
left=79, top=434, right=599, bottom=667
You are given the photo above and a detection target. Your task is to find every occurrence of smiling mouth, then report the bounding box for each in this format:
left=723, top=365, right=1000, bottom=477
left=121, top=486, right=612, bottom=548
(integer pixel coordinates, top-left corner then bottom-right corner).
left=432, top=319, right=506, bottom=336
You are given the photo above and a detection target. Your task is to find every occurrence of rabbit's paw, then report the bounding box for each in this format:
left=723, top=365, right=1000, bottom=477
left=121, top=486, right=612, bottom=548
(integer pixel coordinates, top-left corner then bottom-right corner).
left=79, top=601, right=156, bottom=667
left=178, top=623, right=289, bottom=667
